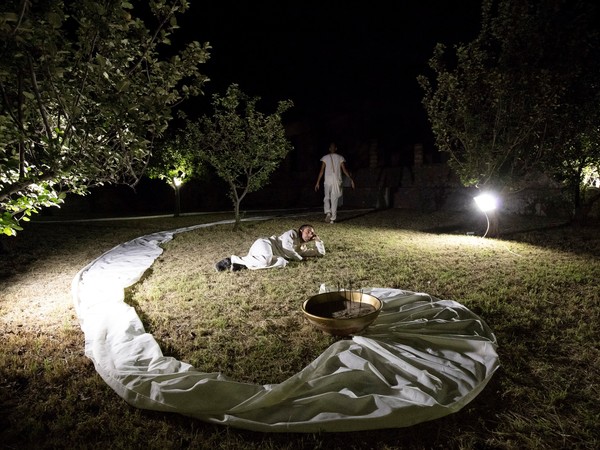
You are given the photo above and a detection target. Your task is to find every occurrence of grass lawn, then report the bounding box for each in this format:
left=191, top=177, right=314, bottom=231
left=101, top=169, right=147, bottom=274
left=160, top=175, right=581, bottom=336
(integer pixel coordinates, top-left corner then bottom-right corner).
left=0, top=208, right=598, bottom=449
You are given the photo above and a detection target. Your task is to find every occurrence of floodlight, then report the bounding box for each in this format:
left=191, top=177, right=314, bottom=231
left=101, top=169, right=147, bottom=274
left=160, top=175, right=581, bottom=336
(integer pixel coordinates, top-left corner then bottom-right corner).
left=474, top=193, right=497, bottom=212
left=473, top=192, right=498, bottom=238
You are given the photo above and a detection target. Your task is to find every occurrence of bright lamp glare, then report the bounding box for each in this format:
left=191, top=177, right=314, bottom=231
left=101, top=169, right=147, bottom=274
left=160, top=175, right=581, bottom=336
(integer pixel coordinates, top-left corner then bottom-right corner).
left=474, top=193, right=497, bottom=212
left=173, top=177, right=182, bottom=187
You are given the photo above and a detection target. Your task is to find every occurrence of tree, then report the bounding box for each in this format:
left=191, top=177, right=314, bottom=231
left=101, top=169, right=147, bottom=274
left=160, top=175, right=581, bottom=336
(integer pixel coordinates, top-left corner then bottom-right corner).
left=535, top=0, right=600, bottom=223
left=546, top=125, right=600, bottom=223
left=418, top=0, right=600, bottom=233
left=146, top=131, right=205, bottom=217
left=189, top=84, right=293, bottom=230
left=0, top=0, right=210, bottom=235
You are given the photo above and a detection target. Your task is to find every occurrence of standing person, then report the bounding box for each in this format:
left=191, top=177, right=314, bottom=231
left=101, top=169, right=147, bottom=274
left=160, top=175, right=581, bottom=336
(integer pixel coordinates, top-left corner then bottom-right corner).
left=314, top=142, right=355, bottom=224
left=214, top=224, right=325, bottom=271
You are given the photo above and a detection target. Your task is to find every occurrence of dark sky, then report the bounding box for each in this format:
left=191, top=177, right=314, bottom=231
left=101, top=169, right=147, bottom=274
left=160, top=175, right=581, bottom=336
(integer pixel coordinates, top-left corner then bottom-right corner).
left=177, top=1, right=483, bottom=146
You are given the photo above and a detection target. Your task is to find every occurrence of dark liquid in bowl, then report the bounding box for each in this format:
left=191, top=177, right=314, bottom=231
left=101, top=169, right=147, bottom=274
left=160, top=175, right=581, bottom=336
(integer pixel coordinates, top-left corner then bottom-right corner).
left=308, top=300, right=377, bottom=319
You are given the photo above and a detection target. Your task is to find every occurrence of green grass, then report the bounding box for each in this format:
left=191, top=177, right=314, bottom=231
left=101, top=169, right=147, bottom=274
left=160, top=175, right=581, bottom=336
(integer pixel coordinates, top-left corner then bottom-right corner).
left=1, top=209, right=598, bottom=449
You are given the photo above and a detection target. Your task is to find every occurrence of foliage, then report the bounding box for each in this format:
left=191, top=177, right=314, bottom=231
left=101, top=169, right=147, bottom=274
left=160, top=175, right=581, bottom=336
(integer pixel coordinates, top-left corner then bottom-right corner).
left=146, top=130, right=207, bottom=216
left=419, top=0, right=555, bottom=190
left=188, top=84, right=293, bottom=229
left=548, top=126, right=600, bottom=221
left=537, top=3, right=600, bottom=220
left=146, top=131, right=205, bottom=189
left=0, top=0, right=210, bottom=235
left=418, top=0, right=600, bottom=220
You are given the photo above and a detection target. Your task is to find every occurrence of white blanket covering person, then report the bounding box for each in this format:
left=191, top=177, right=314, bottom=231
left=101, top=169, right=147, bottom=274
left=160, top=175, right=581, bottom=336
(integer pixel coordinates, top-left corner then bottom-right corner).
left=72, top=217, right=499, bottom=433
left=231, top=229, right=326, bottom=269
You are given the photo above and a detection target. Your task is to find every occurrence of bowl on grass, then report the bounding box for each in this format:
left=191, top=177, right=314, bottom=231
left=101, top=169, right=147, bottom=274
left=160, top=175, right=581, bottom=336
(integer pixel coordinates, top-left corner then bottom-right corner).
left=302, top=290, right=382, bottom=336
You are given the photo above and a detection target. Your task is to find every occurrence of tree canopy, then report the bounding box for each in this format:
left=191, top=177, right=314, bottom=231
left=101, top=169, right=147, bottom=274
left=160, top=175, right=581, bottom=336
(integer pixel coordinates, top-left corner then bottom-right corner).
left=186, top=84, right=293, bottom=229
left=418, top=0, right=600, bottom=222
left=0, top=0, right=210, bottom=235
left=146, top=130, right=206, bottom=216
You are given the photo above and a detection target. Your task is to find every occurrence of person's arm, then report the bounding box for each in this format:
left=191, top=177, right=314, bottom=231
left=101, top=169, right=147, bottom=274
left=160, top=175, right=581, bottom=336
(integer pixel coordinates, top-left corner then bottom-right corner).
left=299, top=238, right=326, bottom=257
left=314, top=161, right=326, bottom=191
left=279, top=230, right=304, bottom=261
left=341, top=162, right=355, bottom=189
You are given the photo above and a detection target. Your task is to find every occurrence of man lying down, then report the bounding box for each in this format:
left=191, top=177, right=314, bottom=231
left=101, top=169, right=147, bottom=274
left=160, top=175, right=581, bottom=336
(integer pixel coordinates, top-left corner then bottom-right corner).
left=214, top=224, right=325, bottom=272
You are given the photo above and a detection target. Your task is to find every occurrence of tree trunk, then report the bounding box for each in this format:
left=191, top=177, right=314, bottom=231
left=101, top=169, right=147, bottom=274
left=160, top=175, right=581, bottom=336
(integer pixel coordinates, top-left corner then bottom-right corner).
left=573, top=189, right=600, bottom=225
left=234, top=200, right=241, bottom=230
left=484, top=210, right=500, bottom=238
left=173, top=185, right=181, bottom=217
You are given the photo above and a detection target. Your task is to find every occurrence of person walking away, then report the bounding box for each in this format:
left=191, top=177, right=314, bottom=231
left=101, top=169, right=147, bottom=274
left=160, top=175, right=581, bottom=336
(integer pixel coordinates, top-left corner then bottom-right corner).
left=314, top=142, right=355, bottom=224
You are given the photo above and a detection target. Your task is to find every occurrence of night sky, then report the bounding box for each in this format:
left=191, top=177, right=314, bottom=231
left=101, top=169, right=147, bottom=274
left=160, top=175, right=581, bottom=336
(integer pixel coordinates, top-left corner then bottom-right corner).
left=176, top=1, right=483, bottom=149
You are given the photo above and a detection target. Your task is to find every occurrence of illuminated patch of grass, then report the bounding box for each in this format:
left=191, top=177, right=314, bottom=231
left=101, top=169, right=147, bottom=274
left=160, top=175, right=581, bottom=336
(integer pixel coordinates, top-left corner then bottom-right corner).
left=1, top=209, right=598, bottom=449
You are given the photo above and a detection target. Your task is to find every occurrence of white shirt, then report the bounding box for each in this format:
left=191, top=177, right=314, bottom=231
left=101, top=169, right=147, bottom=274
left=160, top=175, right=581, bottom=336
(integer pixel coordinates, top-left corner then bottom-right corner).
left=320, top=153, right=345, bottom=184
left=231, top=229, right=326, bottom=270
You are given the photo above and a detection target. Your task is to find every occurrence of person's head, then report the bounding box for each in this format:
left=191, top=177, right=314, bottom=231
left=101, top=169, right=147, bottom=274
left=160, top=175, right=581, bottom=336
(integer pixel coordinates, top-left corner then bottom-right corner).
left=328, top=142, right=337, bottom=153
left=298, top=224, right=317, bottom=242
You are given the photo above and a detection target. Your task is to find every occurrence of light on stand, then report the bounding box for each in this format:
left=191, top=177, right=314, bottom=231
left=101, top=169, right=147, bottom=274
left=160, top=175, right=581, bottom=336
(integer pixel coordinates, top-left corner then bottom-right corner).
left=172, top=175, right=184, bottom=217
left=474, top=193, right=498, bottom=238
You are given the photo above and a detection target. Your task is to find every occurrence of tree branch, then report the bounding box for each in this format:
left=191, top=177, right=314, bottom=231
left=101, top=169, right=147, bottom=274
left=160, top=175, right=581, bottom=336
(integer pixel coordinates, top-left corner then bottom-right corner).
left=126, top=0, right=181, bottom=78
left=0, top=172, right=55, bottom=203
left=10, top=0, right=29, bottom=36
left=27, top=54, right=52, bottom=141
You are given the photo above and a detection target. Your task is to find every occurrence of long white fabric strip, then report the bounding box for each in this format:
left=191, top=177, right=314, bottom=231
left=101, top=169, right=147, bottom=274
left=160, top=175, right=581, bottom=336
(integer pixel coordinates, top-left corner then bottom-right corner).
left=71, top=218, right=499, bottom=432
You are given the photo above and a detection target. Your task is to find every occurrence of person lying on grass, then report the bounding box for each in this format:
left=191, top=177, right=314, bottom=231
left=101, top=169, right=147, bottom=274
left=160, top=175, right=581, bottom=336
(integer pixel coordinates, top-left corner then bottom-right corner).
left=215, top=224, right=325, bottom=272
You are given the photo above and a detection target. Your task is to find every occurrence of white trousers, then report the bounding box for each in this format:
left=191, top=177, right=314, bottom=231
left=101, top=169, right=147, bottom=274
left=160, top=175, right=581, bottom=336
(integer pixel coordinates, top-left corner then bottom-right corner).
left=323, top=182, right=342, bottom=221
left=231, top=238, right=287, bottom=270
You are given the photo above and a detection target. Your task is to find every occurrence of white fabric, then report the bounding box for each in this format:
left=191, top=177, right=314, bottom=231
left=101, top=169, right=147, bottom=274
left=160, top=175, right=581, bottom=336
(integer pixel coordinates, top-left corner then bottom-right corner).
left=230, top=229, right=326, bottom=270
left=72, top=217, right=499, bottom=432
left=330, top=179, right=342, bottom=199
left=323, top=182, right=343, bottom=221
left=320, top=153, right=345, bottom=185
left=321, top=154, right=345, bottom=220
